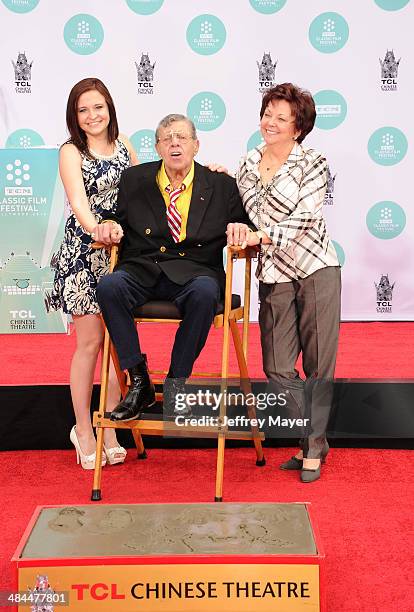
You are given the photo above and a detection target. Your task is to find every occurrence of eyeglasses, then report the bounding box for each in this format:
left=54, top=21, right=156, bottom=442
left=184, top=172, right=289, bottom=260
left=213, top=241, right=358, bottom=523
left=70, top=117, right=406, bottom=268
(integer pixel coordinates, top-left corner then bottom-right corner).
left=157, top=132, right=193, bottom=144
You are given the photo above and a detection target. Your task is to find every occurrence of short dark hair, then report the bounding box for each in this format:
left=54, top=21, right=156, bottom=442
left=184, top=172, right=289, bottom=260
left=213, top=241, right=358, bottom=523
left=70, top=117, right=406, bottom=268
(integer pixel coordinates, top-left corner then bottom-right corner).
left=65, top=78, right=119, bottom=157
left=260, top=83, right=316, bottom=144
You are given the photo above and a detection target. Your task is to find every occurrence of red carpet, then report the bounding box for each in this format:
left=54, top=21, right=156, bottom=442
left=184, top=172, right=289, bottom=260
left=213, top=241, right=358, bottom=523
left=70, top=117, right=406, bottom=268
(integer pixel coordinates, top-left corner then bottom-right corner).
left=1, top=323, right=414, bottom=610
left=1, top=447, right=413, bottom=611
left=1, top=322, right=414, bottom=384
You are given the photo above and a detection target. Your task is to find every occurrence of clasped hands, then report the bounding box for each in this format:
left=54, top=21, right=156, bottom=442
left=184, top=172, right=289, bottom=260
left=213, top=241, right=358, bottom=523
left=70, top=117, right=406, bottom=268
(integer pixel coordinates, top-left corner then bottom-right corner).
left=226, top=223, right=263, bottom=249
left=91, top=221, right=123, bottom=246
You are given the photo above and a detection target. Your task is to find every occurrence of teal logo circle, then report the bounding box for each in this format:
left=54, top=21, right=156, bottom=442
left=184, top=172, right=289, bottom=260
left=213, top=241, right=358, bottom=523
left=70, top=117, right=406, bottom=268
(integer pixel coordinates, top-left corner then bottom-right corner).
left=1, top=0, right=39, bottom=13
left=5, top=129, right=44, bottom=148
left=314, top=90, right=347, bottom=129
left=366, top=201, right=406, bottom=239
left=247, top=130, right=264, bottom=151
left=125, top=0, right=164, bottom=14
left=64, top=14, right=104, bottom=55
left=186, top=15, right=226, bottom=55
left=130, top=130, right=159, bottom=163
left=374, top=0, right=410, bottom=10
left=249, top=0, right=287, bottom=14
left=309, top=12, right=349, bottom=53
left=332, top=240, right=345, bottom=267
left=368, top=127, right=408, bottom=166
left=187, top=92, right=226, bottom=132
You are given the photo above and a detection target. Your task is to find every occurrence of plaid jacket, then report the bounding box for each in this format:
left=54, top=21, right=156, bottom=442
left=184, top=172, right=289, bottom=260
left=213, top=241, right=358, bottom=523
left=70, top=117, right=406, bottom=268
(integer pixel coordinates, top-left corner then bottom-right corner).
left=236, top=142, right=339, bottom=284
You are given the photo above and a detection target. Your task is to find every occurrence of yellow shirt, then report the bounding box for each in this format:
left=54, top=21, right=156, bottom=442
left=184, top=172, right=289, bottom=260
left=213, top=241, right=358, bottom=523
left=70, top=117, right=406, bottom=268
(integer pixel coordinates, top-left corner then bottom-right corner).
left=156, top=161, right=194, bottom=242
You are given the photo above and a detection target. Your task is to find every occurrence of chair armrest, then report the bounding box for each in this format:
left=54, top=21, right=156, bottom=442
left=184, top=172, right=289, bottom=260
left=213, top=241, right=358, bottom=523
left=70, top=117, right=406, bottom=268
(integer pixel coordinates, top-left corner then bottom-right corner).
left=227, top=245, right=258, bottom=260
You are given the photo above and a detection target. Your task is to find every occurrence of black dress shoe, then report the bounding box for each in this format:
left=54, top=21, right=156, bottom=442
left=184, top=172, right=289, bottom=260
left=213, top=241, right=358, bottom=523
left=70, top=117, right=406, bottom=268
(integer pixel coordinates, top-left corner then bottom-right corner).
left=163, top=377, right=192, bottom=419
left=279, top=456, right=303, bottom=470
left=110, top=361, right=155, bottom=422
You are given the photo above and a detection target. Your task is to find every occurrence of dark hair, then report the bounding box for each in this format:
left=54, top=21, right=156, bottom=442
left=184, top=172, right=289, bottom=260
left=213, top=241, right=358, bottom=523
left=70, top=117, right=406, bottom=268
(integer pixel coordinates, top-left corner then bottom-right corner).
left=65, top=78, right=119, bottom=156
left=260, top=83, right=316, bottom=144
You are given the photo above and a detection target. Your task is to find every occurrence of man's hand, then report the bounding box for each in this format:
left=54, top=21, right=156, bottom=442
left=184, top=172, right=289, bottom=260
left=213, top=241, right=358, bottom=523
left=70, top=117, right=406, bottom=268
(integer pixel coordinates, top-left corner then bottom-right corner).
left=226, top=222, right=252, bottom=249
left=91, top=222, right=123, bottom=245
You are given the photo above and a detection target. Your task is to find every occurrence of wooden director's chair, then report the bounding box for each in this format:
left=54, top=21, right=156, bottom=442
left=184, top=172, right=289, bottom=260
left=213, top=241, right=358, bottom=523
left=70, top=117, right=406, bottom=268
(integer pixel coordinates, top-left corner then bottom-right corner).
left=91, top=245, right=265, bottom=502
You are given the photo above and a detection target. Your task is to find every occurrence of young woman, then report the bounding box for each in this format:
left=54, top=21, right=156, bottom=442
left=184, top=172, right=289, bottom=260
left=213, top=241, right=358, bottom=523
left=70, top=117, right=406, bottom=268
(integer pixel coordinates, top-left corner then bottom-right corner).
left=50, top=78, right=138, bottom=469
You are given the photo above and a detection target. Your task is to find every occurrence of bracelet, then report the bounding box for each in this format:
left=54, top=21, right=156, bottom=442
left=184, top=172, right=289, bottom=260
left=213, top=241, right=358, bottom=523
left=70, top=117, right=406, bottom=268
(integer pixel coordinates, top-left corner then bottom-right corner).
left=256, top=231, right=263, bottom=245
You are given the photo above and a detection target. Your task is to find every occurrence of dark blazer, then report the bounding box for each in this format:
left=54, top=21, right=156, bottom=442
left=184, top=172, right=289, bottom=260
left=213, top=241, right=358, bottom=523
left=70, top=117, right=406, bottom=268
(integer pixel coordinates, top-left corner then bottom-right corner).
left=109, top=160, right=250, bottom=291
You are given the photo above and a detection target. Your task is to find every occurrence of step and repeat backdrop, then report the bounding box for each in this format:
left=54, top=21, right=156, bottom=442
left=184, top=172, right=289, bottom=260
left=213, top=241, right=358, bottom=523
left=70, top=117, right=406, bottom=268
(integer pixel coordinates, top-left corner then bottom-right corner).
left=0, top=0, right=413, bottom=331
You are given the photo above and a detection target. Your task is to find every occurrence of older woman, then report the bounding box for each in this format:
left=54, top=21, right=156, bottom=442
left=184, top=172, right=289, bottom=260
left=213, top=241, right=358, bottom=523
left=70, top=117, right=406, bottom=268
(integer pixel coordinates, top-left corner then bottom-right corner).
left=227, top=83, right=341, bottom=482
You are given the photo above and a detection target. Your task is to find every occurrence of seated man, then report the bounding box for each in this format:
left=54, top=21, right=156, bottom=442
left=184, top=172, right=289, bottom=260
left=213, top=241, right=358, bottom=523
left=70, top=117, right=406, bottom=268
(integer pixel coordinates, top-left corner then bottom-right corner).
left=94, top=113, right=250, bottom=421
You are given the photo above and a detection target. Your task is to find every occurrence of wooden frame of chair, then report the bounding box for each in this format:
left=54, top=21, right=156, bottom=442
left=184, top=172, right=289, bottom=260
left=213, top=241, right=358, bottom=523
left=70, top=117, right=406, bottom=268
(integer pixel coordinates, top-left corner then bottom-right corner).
left=91, top=245, right=265, bottom=502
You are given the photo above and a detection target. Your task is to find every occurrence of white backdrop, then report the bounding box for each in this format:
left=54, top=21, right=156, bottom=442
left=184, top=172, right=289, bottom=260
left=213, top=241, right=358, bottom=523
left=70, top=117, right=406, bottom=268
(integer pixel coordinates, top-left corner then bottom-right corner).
left=1, top=0, right=413, bottom=321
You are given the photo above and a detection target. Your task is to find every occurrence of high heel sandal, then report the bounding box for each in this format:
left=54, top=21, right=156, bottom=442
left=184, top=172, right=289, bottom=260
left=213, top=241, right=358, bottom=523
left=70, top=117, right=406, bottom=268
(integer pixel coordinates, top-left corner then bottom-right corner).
left=103, top=445, right=127, bottom=465
left=69, top=426, right=106, bottom=470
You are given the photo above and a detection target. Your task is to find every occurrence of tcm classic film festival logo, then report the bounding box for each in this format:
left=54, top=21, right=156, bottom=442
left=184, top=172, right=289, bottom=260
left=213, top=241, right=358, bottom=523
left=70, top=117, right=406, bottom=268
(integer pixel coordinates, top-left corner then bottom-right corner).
left=366, top=201, right=406, bottom=240
left=309, top=13, right=349, bottom=53
left=257, top=52, right=277, bottom=93
left=125, top=0, right=164, bottom=14
left=1, top=158, right=44, bottom=217
left=380, top=50, right=401, bottom=91
left=249, top=0, right=287, bottom=14
left=12, top=51, right=32, bottom=94
left=6, top=129, right=44, bottom=148
left=135, top=53, right=156, bottom=95
left=1, top=0, right=39, bottom=13
left=64, top=14, right=104, bottom=55
left=187, top=92, right=226, bottom=131
left=368, top=127, right=408, bottom=165
left=186, top=15, right=226, bottom=55
left=130, top=130, right=159, bottom=162
left=375, top=274, right=395, bottom=314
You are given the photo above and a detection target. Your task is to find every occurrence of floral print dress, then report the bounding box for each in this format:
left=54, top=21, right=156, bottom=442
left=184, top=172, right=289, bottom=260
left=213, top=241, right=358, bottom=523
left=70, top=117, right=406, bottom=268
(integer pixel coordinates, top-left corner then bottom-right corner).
left=50, top=139, right=130, bottom=315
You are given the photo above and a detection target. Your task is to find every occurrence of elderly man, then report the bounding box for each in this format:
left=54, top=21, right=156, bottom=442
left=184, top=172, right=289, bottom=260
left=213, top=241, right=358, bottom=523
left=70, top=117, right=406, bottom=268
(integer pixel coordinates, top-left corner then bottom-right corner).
left=94, top=114, right=249, bottom=421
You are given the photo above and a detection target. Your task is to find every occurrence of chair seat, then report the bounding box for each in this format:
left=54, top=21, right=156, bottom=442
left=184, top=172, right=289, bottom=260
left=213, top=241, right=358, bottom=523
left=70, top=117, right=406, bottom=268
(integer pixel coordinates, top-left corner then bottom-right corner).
left=133, top=294, right=241, bottom=319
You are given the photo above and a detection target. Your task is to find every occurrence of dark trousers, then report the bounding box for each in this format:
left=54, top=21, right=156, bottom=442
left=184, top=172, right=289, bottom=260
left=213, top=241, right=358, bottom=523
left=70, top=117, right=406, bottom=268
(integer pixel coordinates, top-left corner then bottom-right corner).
left=259, top=266, right=341, bottom=458
left=96, top=270, right=220, bottom=377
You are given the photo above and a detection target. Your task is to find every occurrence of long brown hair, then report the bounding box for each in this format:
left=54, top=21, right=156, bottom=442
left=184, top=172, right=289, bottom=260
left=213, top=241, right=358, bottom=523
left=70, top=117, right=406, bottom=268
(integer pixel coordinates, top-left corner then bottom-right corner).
left=65, top=78, right=119, bottom=156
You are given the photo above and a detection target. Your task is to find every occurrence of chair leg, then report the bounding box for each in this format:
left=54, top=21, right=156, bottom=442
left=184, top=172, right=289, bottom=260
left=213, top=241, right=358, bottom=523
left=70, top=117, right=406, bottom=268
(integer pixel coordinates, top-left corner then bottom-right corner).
left=91, top=324, right=111, bottom=501
left=91, top=423, right=104, bottom=501
left=230, top=319, right=265, bottom=466
left=132, top=427, right=147, bottom=459
left=110, top=343, right=128, bottom=400
left=215, top=433, right=225, bottom=502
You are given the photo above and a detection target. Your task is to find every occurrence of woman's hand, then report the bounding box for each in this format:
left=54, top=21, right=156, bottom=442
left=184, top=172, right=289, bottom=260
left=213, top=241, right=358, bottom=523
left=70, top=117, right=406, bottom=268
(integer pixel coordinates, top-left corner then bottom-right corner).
left=226, top=224, right=270, bottom=249
left=91, top=221, right=123, bottom=245
left=110, top=223, right=123, bottom=244
left=206, top=163, right=231, bottom=175
left=226, top=223, right=252, bottom=249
